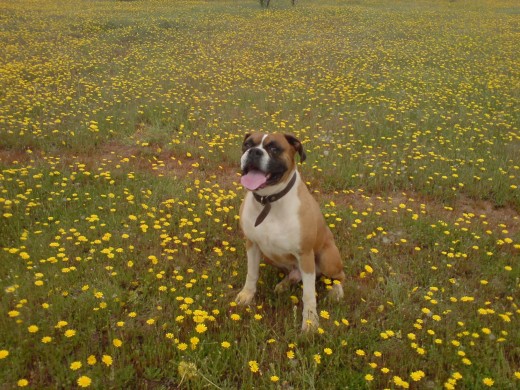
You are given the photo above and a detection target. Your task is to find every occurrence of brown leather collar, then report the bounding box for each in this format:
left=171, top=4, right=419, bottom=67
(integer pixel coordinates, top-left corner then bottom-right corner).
left=252, top=172, right=297, bottom=227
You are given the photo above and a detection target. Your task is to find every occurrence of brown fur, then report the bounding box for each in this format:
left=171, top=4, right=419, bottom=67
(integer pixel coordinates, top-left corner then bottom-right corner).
left=297, top=179, right=345, bottom=280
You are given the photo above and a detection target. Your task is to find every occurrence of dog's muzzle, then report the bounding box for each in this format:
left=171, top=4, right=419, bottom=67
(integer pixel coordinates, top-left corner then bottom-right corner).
left=241, top=148, right=270, bottom=191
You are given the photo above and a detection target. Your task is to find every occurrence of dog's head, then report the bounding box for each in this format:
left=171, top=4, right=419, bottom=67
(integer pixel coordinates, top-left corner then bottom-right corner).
left=240, top=133, right=306, bottom=192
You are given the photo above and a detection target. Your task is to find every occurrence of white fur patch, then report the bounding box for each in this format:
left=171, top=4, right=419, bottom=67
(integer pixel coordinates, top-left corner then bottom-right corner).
left=240, top=134, right=270, bottom=173
left=301, top=270, right=318, bottom=330
left=241, top=172, right=302, bottom=268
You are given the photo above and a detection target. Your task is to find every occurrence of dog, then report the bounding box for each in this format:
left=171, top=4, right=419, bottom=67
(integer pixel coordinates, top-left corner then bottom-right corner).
left=235, top=132, right=345, bottom=331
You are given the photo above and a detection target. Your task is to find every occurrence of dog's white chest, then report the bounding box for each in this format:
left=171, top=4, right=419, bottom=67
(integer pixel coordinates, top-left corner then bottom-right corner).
left=242, top=192, right=302, bottom=261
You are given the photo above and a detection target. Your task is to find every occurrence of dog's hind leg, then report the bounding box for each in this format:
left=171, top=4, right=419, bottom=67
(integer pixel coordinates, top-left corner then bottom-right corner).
left=274, top=268, right=301, bottom=293
left=317, top=239, right=345, bottom=301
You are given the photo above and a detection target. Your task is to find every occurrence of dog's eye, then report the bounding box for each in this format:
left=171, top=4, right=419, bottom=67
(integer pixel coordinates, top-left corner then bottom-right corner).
left=267, top=144, right=280, bottom=154
left=242, top=141, right=254, bottom=152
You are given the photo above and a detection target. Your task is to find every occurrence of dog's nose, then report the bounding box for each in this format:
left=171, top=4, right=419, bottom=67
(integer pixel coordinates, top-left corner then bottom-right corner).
left=250, top=148, right=263, bottom=158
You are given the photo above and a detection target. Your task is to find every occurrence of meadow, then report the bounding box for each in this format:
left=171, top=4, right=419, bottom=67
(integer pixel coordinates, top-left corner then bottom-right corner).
left=0, top=0, right=519, bottom=388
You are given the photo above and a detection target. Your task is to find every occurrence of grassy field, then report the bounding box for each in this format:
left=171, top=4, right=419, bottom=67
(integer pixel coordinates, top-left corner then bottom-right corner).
left=1, top=0, right=519, bottom=388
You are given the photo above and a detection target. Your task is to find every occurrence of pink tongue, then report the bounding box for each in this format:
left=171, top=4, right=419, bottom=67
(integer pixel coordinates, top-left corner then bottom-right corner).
left=241, top=170, right=267, bottom=191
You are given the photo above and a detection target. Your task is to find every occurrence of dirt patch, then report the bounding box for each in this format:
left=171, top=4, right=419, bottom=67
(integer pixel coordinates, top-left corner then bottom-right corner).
left=0, top=148, right=34, bottom=165
left=2, top=142, right=517, bottom=235
left=317, top=187, right=520, bottom=235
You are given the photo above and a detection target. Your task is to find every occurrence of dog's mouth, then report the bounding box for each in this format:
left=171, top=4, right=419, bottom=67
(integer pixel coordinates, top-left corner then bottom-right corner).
left=241, top=168, right=271, bottom=191
left=241, top=167, right=285, bottom=191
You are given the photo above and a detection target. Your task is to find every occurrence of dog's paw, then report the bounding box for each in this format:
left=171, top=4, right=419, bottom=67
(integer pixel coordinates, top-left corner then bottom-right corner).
left=301, top=310, right=319, bottom=332
left=327, top=283, right=344, bottom=301
left=274, top=278, right=290, bottom=294
left=235, top=289, right=255, bottom=306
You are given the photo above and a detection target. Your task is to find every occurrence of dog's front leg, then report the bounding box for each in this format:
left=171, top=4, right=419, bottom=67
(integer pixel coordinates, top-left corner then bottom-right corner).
left=235, top=240, right=261, bottom=305
left=300, top=251, right=319, bottom=331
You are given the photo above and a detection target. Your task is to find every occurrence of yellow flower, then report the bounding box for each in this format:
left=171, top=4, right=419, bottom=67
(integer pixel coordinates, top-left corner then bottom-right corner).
left=113, top=338, right=122, bottom=347
left=482, top=378, right=494, bottom=387
left=365, top=374, right=374, bottom=381
left=270, top=375, right=280, bottom=382
left=17, top=379, right=29, bottom=387
left=221, top=341, right=231, bottom=349
left=87, top=355, right=97, bottom=365
left=482, top=327, right=492, bottom=335
left=393, top=375, right=410, bottom=388
left=314, top=354, right=321, bottom=364
left=190, top=337, right=199, bottom=349
left=64, top=329, right=76, bottom=338
left=177, top=343, right=188, bottom=351
left=195, top=323, right=207, bottom=333
left=28, top=325, right=39, bottom=333
left=70, top=361, right=82, bottom=370
left=287, top=350, right=295, bottom=359
left=410, top=370, right=425, bottom=381
left=102, top=355, right=113, bottom=366
left=324, top=348, right=333, bottom=355
left=0, top=350, right=9, bottom=359
left=230, top=314, right=241, bottom=321
left=452, top=372, right=463, bottom=380
left=248, top=360, right=259, bottom=373
left=77, top=376, right=92, bottom=387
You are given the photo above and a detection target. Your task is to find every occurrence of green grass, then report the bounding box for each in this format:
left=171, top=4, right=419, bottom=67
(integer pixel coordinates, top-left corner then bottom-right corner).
left=1, top=0, right=519, bottom=388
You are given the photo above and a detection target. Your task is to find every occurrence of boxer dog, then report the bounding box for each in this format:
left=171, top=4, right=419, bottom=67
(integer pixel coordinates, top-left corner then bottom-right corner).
left=235, top=132, right=345, bottom=331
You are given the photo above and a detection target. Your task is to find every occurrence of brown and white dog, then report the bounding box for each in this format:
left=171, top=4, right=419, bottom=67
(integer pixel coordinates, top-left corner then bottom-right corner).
left=236, top=132, right=345, bottom=331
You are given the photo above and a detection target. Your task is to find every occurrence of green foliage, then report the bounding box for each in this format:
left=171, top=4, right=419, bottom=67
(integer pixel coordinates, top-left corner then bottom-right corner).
left=0, top=0, right=519, bottom=388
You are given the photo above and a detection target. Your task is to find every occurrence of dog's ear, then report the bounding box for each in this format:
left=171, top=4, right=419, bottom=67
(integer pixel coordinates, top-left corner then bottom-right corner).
left=284, top=134, right=306, bottom=163
left=242, top=133, right=252, bottom=151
